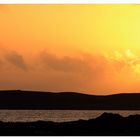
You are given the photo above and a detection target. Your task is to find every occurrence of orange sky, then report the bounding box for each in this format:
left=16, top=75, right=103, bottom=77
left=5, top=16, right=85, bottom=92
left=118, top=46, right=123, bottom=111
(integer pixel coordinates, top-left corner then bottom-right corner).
left=1, top=4, right=140, bottom=94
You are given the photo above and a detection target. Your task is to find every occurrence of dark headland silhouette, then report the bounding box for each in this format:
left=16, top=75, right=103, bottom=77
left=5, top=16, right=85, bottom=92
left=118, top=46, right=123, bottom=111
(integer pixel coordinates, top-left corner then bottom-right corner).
left=0, top=90, right=140, bottom=135
left=0, top=90, right=140, bottom=109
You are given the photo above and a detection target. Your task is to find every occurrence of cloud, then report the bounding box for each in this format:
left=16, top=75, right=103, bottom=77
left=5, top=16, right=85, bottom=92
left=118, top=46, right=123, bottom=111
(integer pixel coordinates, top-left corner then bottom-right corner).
left=1, top=48, right=140, bottom=94
left=104, top=49, right=140, bottom=74
left=5, top=51, right=27, bottom=71
left=41, top=51, right=93, bottom=75
left=37, top=51, right=111, bottom=93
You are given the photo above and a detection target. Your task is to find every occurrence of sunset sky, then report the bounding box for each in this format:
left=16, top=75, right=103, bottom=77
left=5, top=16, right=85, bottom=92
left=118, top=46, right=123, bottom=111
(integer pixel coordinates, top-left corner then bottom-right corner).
left=1, top=4, right=140, bottom=94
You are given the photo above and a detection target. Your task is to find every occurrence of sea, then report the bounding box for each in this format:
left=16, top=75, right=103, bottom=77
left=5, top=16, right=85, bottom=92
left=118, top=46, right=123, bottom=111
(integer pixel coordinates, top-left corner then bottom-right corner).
left=0, top=110, right=140, bottom=122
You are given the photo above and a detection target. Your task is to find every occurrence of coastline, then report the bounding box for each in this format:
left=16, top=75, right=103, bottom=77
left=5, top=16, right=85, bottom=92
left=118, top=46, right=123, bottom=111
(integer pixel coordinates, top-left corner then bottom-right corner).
left=0, top=112, right=140, bottom=136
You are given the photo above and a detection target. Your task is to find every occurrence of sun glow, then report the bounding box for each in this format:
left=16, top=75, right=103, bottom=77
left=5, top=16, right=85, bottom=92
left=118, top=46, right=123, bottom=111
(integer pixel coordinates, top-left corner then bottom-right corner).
left=104, top=49, right=140, bottom=75
left=1, top=4, right=140, bottom=94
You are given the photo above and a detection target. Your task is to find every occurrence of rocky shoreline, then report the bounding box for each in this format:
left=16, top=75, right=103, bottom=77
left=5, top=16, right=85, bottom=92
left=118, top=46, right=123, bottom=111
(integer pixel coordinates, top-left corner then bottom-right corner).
left=0, top=113, right=140, bottom=136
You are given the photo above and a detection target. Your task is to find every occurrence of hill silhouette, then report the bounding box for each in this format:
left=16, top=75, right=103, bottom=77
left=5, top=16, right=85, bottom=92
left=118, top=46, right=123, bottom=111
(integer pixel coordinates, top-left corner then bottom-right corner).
left=0, top=90, right=140, bottom=109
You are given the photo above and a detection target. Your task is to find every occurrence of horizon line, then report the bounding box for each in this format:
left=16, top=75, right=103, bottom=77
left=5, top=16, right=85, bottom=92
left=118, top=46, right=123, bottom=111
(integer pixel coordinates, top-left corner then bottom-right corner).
left=0, top=89, right=140, bottom=96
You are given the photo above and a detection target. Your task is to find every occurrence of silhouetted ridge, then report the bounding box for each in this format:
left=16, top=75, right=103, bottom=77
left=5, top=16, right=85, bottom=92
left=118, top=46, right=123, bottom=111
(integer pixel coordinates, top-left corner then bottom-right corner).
left=96, top=112, right=122, bottom=120
left=0, top=90, right=140, bottom=109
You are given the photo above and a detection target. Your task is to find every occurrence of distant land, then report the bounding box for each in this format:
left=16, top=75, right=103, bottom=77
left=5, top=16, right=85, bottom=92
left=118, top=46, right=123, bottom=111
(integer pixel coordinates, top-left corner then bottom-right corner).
left=0, top=90, right=140, bottom=110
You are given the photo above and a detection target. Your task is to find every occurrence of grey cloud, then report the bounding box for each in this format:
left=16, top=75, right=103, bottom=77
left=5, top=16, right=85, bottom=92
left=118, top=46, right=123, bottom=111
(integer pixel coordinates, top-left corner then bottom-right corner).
left=41, top=52, right=93, bottom=75
left=5, top=51, right=27, bottom=71
left=38, top=51, right=111, bottom=94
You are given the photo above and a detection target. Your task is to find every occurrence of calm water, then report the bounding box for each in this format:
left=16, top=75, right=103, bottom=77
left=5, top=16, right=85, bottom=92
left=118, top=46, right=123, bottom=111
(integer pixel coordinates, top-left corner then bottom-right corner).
left=0, top=110, right=140, bottom=122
